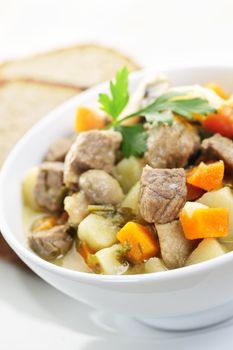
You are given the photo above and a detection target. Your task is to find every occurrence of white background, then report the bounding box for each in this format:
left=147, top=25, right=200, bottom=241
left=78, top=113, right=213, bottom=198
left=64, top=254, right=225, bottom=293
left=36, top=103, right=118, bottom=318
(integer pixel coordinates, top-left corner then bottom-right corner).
left=1, top=0, right=233, bottom=65
left=1, top=0, right=233, bottom=348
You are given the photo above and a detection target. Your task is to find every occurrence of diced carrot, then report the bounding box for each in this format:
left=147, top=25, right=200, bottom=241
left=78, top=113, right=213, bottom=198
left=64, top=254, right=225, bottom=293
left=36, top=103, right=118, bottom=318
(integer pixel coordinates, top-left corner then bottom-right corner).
left=77, top=241, right=93, bottom=262
left=31, top=216, right=57, bottom=233
left=76, top=241, right=101, bottom=272
left=192, top=113, right=206, bottom=123
left=122, top=116, right=140, bottom=126
left=205, top=83, right=229, bottom=100
left=75, top=107, right=105, bottom=132
left=180, top=202, right=229, bottom=240
left=117, top=221, right=159, bottom=263
left=203, top=106, right=233, bottom=138
left=186, top=183, right=205, bottom=201
left=187, top=161, right=224, bottom=192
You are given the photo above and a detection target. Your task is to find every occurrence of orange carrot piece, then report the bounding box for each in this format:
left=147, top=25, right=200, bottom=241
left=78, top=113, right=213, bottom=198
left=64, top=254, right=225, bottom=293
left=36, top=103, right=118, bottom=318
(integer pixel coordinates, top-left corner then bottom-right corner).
left=121, top=116, right=140, bottom=126
left=187, top=161, right=224, bottom=192
left=205, top=83, right=229, bottom=100
left=186, top=183, right=205, bottom=201
left=77, top=241, right=93, bottom=262
left=203, top=106, right=233, bottom=138
left=76, top=241, right=101, bottom=272
left=117, top=221, right=159, bottom=263
left=180, top=207, right=229, bottom=240
left=75, top=107, right=105, bottom=132
left=31, top=216, right=57, bottom=233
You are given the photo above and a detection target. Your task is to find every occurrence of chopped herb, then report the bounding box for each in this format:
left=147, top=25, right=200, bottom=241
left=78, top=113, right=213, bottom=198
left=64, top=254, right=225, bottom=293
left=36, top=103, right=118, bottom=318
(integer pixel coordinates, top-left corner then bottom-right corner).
left=98, top=69, right=216, bottom=158
left=88, top=204, right=115, bottom=213
left=144, top=110, right=174, bottom=126
left=98, top=66, right=129, bottom=121
left=115, top=124, right=148, bottom=158
left=124, top=91, right=215, bottom=122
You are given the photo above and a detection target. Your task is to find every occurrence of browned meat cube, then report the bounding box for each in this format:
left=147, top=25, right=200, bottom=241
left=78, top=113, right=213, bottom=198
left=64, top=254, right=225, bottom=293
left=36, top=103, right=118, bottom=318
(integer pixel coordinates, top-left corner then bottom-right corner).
left=202, top=134, right=233, bottom=170
left=34, top=162, right=66, bottom=212
left=139, top=165, right=187, bottom=224
left=63, top=130, right=122, bottom=188
left=29, top=225, right=74, bottom=260
left=146, top=122, right=200, bottom=168
left=45, top=137, right=74, bottom=162
left=156, top=220, right=196, bottom=269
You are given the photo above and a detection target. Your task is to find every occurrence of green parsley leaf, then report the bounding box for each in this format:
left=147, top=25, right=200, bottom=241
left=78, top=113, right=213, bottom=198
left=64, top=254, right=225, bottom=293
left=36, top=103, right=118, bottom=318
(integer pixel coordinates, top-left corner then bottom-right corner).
left=124, top=91, right=216, bottom=122
left=98, top=67, right=129, bottom=120
left=144, top=110, right=174, bottom=126
left=165, top=95, right=215, bottom=120
left=115, top=124, right=148, bottom=158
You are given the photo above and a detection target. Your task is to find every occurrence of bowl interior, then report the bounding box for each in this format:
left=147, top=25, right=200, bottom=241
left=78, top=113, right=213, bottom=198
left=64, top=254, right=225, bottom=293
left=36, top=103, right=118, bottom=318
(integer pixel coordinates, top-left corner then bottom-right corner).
left=1, top=64, right=233, bottom=272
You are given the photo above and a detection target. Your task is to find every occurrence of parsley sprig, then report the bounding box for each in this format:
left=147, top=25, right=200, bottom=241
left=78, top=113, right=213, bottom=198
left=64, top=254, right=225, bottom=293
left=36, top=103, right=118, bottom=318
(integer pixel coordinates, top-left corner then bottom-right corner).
left=98, top=67, right=147, bottom=157
left=98, top=67, right=216, bottom=158
left=115, top=124, right=148, bottom=158
left=99, top=67, right=129, bottom=123
left=122, top=91, right=215, bottom=125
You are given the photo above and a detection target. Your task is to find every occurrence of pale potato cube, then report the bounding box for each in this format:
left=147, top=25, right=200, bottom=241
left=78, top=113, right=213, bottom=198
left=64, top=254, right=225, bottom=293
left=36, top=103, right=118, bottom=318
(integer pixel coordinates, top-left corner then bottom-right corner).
left=22, top=167, right=40, bottom=210
left=121, top=181, right=140, bottom=215
left=95, top=244, right=129, bottom=275
left=64, top=191, right=89, bottom=225
left=183, top=201, right=208, bottom=217
left=144, top=257, right=167, bottom=273
left=114, top=156, right=144, bottom=193
left=198, top=187, right=233, bottom=239
left=126, top=257, right=167, bottom=274
left=185, top=238, right=225, bottom=266
left=78, top=214, right=118, bottom=251
left=126, top=264, right=145, bottom=274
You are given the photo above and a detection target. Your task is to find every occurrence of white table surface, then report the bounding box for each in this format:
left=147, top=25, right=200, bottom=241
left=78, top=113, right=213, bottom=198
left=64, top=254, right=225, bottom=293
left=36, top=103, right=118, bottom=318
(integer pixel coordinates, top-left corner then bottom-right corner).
left=1, top=0, right=233, bottom=348
left=2, top=259, right=233, bottom=350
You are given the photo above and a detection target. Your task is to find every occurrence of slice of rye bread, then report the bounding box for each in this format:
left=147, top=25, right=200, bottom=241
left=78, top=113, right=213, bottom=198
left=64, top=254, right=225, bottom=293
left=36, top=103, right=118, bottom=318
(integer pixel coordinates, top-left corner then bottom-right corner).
left=0, top=44, right=139, bottom=89
left=0, top=79, right=80, bottom=166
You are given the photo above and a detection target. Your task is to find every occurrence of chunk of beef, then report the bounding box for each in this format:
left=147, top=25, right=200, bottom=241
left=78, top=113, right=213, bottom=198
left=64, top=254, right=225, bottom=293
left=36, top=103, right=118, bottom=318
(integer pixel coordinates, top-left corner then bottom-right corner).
left=79, top=170, right=124, bottom=205
left=64, top=191, right=90, bottom=225
left=45, top=137, right=74, bottom=162
left=146, top=122, right=200, bottom=168
left=156, top=220, right=196, bottom=269
left=63, top=130, right=122, bottom=188
left=29, top=225, right=74, bottom=260
left=139, top=165, right=187, bottom=224
left=34, top=162, right=66, bottom=212
left=202, top=134, right=233, bottom=169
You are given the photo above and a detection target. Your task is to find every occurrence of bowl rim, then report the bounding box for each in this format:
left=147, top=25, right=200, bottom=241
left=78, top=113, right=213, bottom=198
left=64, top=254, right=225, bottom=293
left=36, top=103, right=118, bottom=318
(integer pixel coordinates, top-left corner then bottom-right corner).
left=1, top=63, right=233, bottom=285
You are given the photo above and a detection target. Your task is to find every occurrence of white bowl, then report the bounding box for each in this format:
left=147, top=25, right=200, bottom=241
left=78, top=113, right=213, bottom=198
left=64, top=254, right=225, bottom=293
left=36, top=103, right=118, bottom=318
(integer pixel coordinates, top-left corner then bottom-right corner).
left=1, top=64, right=233, bottom=331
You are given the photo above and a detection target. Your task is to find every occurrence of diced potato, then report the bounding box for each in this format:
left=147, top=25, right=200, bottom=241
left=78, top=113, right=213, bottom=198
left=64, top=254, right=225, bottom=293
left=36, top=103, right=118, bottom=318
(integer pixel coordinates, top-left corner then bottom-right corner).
left=95, top=244, right=129, bottom=275
left=58, top=245, right=90, bottom=273
left=183, top=201, right=208, bottom=217
left=144, top=257, right=167, bottom=273
left=126, top=257, right=167, bottom=274
left=221, top=241, right=233, bottom=252
left=78, top=214, right=118, bottom=251
left=185, top=238, right=226, bottom=266
left=198, top=187, right=233, bottom=240
left=114, top=156, right=144, bottom=193
left=126, top=264, right=145, bottom=274
left=64, top=191, right=89, bottom=225
left=121, top=181, right=140, bottom=215
left=22, top=167, right=40, bottom=210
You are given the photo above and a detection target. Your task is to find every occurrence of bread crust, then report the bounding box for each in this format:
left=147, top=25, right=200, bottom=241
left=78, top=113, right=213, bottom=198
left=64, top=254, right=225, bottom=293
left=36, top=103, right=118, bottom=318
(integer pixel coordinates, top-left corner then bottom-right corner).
left=0, top=44, right=140, bottom=89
